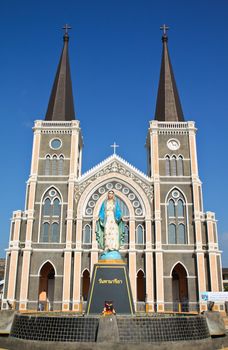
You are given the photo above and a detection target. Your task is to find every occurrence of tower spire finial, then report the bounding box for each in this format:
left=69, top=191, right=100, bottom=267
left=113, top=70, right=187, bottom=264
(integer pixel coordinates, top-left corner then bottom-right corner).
left=62, top=24, right=72, bottom=41
left=160, top=24, right=169, bottom=42
left=160, top=24, right=169, bottom=36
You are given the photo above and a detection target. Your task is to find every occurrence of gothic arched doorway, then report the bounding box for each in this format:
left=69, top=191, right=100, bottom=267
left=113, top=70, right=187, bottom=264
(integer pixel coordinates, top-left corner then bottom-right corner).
left=38, top=262, right=55, bottom=311
left=82, top=269, right=90, bottom=301
left=172, top=263, right=188, bottom=312
left=137, top=270, right=146, bottom=302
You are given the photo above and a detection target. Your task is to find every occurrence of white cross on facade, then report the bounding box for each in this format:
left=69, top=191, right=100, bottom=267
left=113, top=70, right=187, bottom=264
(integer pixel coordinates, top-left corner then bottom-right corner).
left=110, top=142, right=119, bottom=154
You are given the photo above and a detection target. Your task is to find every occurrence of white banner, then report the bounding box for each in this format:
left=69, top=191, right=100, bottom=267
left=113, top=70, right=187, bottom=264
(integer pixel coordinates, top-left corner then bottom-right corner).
left=200, top=292, right=228, bottom=302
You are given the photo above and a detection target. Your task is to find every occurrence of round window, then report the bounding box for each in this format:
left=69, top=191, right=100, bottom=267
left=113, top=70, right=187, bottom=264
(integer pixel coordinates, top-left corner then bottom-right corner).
left=172, top=190, right=180, bottom=198
left=49, top=189, right=56, bottom=197
left=50, top=139, right=62, bottom=150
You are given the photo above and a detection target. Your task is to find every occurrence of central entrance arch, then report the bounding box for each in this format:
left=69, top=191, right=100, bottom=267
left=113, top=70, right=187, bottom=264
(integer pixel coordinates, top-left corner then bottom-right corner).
left=172, top=263, right=188, bottom=312
left=38, top=262, right=55, bottom=311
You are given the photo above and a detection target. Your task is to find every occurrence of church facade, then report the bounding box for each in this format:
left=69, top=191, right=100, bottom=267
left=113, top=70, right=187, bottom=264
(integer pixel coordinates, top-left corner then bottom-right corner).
left=2, top=29, right=223, bottom=313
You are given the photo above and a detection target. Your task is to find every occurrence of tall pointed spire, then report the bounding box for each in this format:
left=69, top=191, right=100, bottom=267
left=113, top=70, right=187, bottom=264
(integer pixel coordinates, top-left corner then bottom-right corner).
left=45, top=25, right=75, bottom=121
left=154, top=25, right=184, bottom=122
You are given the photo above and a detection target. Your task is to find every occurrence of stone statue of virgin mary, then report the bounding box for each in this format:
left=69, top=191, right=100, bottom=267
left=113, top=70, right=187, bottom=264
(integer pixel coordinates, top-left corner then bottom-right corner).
left=96, top=190, right=125, bottom=255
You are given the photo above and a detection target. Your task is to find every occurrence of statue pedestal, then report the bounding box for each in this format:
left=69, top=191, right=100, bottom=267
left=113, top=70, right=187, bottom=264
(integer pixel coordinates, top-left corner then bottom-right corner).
left=86, top=261, right=135, bottom=315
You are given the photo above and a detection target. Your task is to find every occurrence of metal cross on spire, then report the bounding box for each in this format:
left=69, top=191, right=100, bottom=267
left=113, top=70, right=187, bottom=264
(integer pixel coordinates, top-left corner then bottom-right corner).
left=110, top=142, right=119, bottom=155
left=62, top=24, right=72, bottom=34
left=160, top=24, right=169, bottom=36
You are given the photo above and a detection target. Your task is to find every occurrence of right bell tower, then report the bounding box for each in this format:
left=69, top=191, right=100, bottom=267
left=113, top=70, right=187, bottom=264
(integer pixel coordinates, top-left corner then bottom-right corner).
left=146, top=25, right=222, bottom=312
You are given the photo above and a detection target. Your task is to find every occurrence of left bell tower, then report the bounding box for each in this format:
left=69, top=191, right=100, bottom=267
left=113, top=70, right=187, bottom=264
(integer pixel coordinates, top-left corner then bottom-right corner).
left=2, top=28, right=83, bottom=311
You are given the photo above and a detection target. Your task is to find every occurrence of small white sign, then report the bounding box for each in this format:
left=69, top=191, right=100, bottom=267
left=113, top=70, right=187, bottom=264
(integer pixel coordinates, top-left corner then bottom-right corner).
left=200, top=292, right=228, bottom=302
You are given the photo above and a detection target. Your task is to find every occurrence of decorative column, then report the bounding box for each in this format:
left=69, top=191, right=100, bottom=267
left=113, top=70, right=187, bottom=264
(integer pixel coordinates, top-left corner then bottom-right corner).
left=129, top=219, right=136, bottom=304
left=90, top=218, right=98, bottom=272
left=2, top=253, right=10, bottom=307
left=150, top=121, right=164, bottom=312
left=73, top=219, right=82, bottom=311
left=62, top=121, right=80, bottom=311
left=79, top=147, right=82, bottom=177
left=145, top=219, right=154, bottom=312
left=188, top=122, right=206, bottom=312
left=206, top=212, right=219, bottom=292
left=19, top=121, right=41, bottom=310
left=7, top=211, right=22, bottom=308
left=62, top=179, right=74, bottom=311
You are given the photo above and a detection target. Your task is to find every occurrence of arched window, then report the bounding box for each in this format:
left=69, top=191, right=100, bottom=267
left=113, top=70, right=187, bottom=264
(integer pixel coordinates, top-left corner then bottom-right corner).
left=41, top=222, right=49, bottom=242
left=171, top=156, right=177, bottom=176
left=177, top=156, right=184, bottom=176
left=168, top=199, right=175, bottom=217
left=168, top=224, right=176, bottom=244
left=178, top=224, right=186, bottom=244
left=40, top=188, right=62, bottom=243
left=166, top=189, right=187, bottom=244
left=45, top=155, right=51, bottom=175
left=124, top=225, right=129, bottom=245
left=58, top=155, right=64, bottom=175
left=83, top=224, right=92, bottom=244
left=165, top=156, right=171, bottom=176
left=44, top=198, right=51, bottom=216
left=177, top=199, right=184, bottom=217
left=53, top=198, right=60, bottom=216
left=136, top=225, right=144, bottom=245
left=51, top=223, right=59, bottom=242
left=52, top=155, right=57, bottom=175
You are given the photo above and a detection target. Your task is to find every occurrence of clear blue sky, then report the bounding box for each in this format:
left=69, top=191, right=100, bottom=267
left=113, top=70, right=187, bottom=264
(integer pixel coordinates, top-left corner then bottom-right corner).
left=0, top=0, right=228, bottom=266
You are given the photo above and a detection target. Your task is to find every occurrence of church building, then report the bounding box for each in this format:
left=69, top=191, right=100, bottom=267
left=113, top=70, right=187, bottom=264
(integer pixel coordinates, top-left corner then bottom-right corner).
left=2, top=27, right=223, bottom=313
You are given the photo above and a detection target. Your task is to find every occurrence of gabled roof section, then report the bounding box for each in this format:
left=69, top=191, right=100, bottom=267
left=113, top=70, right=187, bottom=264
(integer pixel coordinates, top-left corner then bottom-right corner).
left=79, top=154, right=150, bottom=183
left=154, top=30, right=184, bottom=122
left=45, top=32, right=75, bottom=121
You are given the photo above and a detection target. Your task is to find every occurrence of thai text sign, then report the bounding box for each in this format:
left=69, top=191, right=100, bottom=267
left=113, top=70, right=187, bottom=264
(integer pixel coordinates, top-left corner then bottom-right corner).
left=98, top=278, right=123, bottom=284
left=200, top=292, right=228, bottom=302
left=86, top=264, right=134, bottom=315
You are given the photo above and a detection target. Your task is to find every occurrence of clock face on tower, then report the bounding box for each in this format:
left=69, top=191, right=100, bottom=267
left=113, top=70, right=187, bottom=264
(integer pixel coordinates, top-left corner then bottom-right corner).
left=167, top=138, right=180, bottom=151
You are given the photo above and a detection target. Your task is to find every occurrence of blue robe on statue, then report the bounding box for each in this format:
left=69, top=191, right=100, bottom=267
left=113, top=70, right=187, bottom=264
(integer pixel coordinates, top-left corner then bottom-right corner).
left=96, top=199, right=125, bottom=250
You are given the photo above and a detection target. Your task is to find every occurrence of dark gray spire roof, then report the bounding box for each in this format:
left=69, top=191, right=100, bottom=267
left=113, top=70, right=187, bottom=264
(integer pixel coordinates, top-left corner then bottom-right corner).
left=45, top=32, right=75, bottom=121
left=154, top=32, right=184, bottom=122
